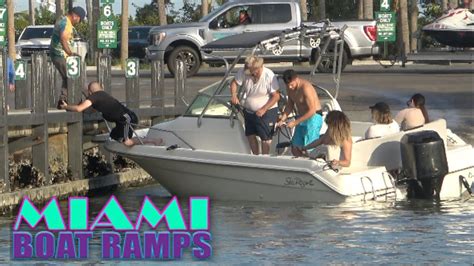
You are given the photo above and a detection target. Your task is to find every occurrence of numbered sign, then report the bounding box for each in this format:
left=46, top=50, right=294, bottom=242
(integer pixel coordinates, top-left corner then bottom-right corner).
left=0, top=1, right=4, bottom=6
left=380, top=0, right=391, bottom=12
left=0, top=7, right=6, bottom=47
left=101, top=4, right=113, bottom=19
left=66, top=56, right=81, bottom=79
left=376, top=12, right=397, bottom=42
left=15, top=60, right=27, bottom=81
left=125, top=58, right=139, bottom=78
left=100, top=0, right=115, bottom=3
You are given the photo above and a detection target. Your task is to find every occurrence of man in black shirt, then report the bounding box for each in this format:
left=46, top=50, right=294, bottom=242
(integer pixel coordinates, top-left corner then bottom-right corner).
left=59, top=81, right=162, bottom=147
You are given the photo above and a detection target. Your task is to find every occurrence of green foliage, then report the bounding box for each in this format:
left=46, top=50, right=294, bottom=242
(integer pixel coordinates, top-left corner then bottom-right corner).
left=308, top=0, right=358, bottom=20
left=132, top=1, right=176, bottom=25
left=35, top=6, right=56, bottom=25
left=419, top=1, right=444, bottom=48
left=14, top=13, right=29, bottom=38
left=176, top=1, right=202, bottom=23
left=75, top=21, right=89, bottom=39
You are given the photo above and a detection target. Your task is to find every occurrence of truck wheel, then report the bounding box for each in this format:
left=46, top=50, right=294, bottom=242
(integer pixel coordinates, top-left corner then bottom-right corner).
left=315, top=49, right=348, bottom=73
left=167, top=46, right=201, bottom=77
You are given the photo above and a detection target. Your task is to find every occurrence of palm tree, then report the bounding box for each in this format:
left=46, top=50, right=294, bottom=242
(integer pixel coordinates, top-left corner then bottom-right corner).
left=7, top=0, right=15, bottom=60
left=157, top=0, right=167, bottom=25
left=318, top=0, right=326, bottom=20
left=363, top=0, right=373, bottom=19
left=399, top=0, right=410, bottom=57
left=409, top=0, right=418, bottom=52
left=441, top=0, right=448, bottom=11
left=202, top=0, right=208, bottom=17
left=121, top=0, right=129, bottom=68
left=301, top=0, right=308, bottom=21
left=29, top=0, right=35, bottom=25
left=358, top=0, right=364, bottom=20
left=56, top=0, right=65, bottom=19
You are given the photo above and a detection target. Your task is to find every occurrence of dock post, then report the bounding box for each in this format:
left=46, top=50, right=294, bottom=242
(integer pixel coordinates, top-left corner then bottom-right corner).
left=66, top=56, right=84, bottom=180
left=174, top=60, right=186, bottom=108
left=31, top=52, right=50, bottom=184
left=48, top=60, right=59, bottom=108
left=151, top=57, right=165, bottom=123
left=125, top=58, right=140, bottom=109
left=14, top=59, right=30, bottom=109
left=97, top=52, right=112, bottom=94
left=0, top=49, right=9, bottom=191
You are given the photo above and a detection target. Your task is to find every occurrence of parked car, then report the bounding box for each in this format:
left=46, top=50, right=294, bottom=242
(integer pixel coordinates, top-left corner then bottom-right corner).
left=15, top=25, right=88, bottom=61
left=114, top=26, right=153, bottom=60
left=146, top=0, right=379, bottom=76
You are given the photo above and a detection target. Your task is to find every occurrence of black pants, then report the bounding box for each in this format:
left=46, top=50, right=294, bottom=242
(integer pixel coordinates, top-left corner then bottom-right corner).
left=51, top=56, right=68, bottom=101
left=110, top=112, right=139, bottom=143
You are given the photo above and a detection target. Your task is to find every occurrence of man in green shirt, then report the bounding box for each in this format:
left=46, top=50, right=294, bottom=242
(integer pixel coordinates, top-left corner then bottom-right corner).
left=50, top=6, right=86, bottom=109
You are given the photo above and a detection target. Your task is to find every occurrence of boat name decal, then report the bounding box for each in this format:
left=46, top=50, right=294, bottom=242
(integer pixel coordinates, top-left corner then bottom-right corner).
left=284, top=177, right=315, bottom=188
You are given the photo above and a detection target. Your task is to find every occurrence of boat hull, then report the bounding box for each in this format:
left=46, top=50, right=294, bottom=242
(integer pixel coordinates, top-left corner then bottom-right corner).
left=124, top=153, right=348, bottom=202
left=423, top=29, right=474, bottom=47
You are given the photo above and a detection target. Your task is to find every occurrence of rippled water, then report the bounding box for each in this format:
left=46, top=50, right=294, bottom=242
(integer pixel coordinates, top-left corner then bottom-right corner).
left=1, top=183, right=473, bottom=265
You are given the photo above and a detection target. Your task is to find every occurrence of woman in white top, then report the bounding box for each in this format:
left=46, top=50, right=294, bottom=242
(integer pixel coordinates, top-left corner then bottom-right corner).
left=365, top=102, right=400, bottom=139
left=395, top=93, right=429, bottom=130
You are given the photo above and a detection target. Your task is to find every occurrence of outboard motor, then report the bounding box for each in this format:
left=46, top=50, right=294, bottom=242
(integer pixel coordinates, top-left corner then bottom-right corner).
left=400, top=130, right=449, bottom=199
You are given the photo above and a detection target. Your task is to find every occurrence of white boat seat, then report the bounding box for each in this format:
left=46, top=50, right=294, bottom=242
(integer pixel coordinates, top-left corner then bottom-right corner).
left=349, top=119, right=447, bottom=171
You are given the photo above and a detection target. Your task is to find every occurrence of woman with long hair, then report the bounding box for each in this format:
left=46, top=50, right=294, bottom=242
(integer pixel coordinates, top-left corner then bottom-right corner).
left=365, top=102, right=399, bottom=139
left=304, top=111, right=352, bottom=168
left=395, top=93, right=429, bottom=130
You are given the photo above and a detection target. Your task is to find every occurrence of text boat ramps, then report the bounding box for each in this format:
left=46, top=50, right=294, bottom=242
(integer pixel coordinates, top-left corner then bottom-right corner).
left=105, top=24, right=474, bottom=202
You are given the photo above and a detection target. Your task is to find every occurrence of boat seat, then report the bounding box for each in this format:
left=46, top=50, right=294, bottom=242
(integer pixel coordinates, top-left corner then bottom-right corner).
left=349, top=119, right=447, bottom=171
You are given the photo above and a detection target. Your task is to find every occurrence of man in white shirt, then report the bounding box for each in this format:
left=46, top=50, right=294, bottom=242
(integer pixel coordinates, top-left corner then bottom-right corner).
left=230, top=56, right=280, bottom=155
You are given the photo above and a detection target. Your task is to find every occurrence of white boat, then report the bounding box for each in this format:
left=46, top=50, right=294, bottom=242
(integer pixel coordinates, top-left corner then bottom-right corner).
left=422, top=8, right=474, bottom=47
left=105, top=26, right=474, bottom=202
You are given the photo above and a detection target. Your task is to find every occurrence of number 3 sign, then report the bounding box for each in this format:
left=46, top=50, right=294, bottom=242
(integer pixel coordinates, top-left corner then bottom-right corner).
left=125, top=58, right=139, bottom=78
left=66, top=56, right=81, bottom=79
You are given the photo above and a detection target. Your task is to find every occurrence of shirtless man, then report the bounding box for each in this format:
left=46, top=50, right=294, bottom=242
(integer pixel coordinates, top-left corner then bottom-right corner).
left=277, top=69, right=322, bottom=156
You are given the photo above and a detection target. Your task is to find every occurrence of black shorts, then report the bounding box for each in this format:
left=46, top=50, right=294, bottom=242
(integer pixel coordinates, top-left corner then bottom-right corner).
left=110, top=112, right=138, bottom=142
left=243, top=107, right=278, bottom=141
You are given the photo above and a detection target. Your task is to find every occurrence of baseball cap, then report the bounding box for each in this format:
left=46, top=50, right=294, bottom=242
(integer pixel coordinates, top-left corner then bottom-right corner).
left=369, top=102, right=390, bottom=113
left=71, top=6, right=86, bottom=22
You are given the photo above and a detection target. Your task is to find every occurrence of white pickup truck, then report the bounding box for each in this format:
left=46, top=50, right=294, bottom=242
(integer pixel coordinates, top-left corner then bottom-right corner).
left=147, top=0, right=379, bottom=76
left=15, top=25, right=88, bottom=61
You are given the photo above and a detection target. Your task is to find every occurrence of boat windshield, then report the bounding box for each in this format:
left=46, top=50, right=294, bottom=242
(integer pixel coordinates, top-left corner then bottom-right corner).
left=185, top=77, right=233, bottom=117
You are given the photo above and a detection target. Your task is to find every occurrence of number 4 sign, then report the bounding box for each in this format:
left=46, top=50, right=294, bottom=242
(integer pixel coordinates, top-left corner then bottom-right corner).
left=15, top=60, right=27, bottom=81
left=125, top=58, right=139, bottom=78
left=381, top=0, right=391, bottom=11
left=66, top=56, right=81, bottom=79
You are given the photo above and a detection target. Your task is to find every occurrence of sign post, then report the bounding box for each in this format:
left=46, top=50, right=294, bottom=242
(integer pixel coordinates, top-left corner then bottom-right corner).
left=376, top=0, right=396, bottom=58
left=125, top=58, right=140, bottom=108
left=97, top=1, right=118, bottom=49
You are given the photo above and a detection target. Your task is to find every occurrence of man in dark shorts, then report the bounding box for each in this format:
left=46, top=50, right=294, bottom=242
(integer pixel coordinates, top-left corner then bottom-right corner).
left=230, top=56, right=280, bottom=155
left=59, top=81, right=162, bottom=147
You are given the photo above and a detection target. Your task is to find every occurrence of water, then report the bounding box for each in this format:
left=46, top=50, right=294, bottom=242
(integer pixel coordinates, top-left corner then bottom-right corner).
left=1, top=183, right=473, bottom=264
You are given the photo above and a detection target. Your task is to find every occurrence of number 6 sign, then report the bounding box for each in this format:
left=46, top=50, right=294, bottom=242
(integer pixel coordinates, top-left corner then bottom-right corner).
left=66, top=56, right=81, bottom=79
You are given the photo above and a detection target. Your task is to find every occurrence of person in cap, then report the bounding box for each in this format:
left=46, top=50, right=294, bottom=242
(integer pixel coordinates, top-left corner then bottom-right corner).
left=230, top=55, right=280, bottom=155
left=365, top=102, right=399, bottom=139
left=50, top=6, right=86, bottom=109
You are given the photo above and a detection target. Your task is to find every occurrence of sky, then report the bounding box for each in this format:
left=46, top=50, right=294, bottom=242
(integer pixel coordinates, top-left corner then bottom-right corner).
left=15, top=0, right=187, bottom=17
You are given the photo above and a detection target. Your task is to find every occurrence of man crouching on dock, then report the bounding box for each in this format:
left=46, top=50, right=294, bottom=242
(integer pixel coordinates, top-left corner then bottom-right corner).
left=59, top=81, right=162, bottom=147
